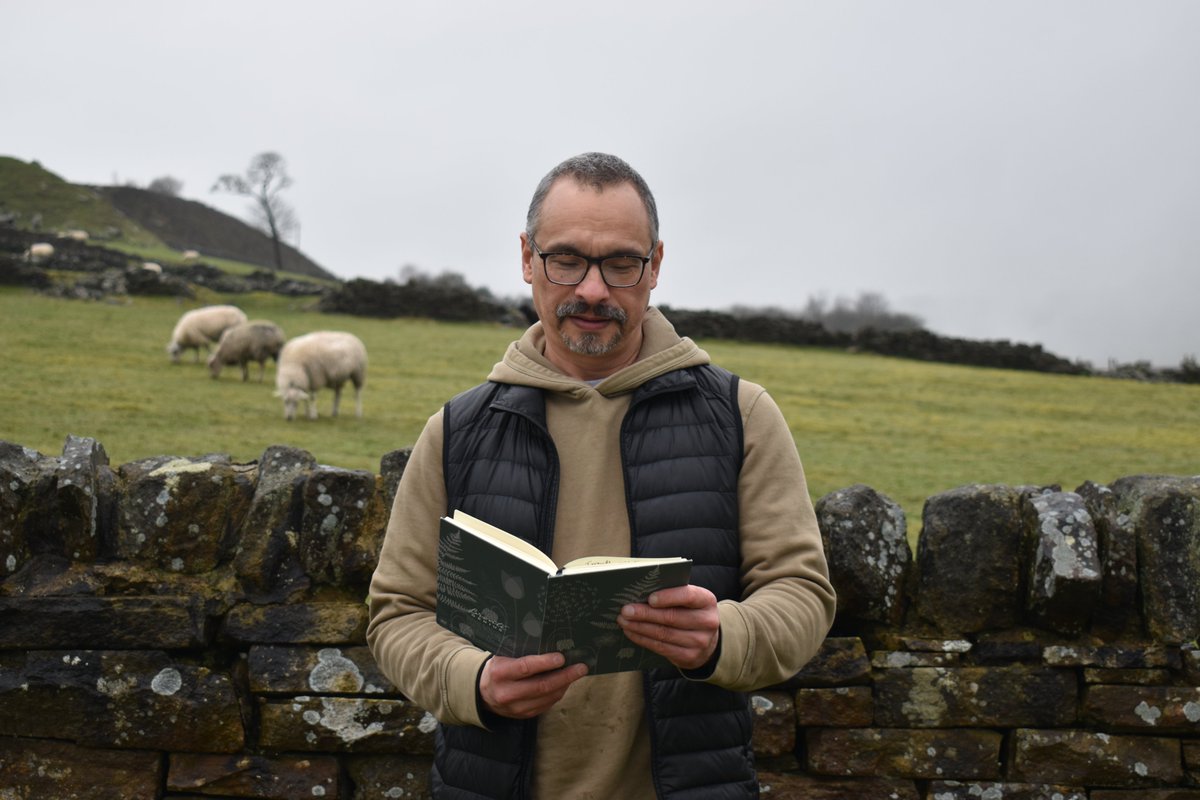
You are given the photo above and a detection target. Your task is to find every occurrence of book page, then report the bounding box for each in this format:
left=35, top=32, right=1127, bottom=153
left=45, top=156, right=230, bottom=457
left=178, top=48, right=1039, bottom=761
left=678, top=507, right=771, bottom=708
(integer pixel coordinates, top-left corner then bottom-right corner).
left=560, top=555, right=691, bottom=574
left=451, top=509, right=557, bottom=574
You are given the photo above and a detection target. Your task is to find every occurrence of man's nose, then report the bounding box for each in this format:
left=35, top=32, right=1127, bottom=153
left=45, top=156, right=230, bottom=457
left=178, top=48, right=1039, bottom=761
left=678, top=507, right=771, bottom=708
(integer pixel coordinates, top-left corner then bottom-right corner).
left=574, top=263, right=612, bottom=301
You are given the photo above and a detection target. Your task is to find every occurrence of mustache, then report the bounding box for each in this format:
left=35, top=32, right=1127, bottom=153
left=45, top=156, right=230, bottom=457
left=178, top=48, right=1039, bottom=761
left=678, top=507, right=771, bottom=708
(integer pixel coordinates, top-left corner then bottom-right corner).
left=555, top=301, right=628, bottom=325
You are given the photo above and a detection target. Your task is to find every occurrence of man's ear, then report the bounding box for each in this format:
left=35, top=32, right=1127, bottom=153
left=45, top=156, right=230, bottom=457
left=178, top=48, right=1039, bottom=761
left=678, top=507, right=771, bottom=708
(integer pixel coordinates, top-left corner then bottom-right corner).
left=520, top=232, right=535, bottom=285
left=647, top=239, right=663, bottom=290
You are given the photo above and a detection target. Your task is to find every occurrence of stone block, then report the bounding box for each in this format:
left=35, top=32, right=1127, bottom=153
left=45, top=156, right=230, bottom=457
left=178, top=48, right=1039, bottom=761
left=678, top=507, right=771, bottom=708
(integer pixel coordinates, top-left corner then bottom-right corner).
left=259, top=696, right=435, bottom=754
left=914, top=484, right=1024, bottom=632
left=751, top=690, right=795, bottom=757
left=347, top=755, right=432, bottom=800
left=805, top=727, right=1002, bottom=780
left=1184, top=645, right=1200, bottom=685
left=232, top=444, right=316, bottom=601
left=1110, top=475, right=1200, bottom=642
left=1083, top=668, right=1173, bottom=685
left=0, top=737, right=162, bottom=799
left=1042, top=641, right=1174, bottom=669
left=1010, top=728, right=1182, bottom=786
left=222, top=601, right=368, bottom=645
left=44, top=434, right=114, bottom=562
left=1082, top=685, right=1200, bottom=733
left=0, top=440, right=52, bottom=579
left=815, top=484, right=911, bottom=627
left=1076, top=480, right=1139, bottom=621
left=874, top=666, right=1077, bottom=727
left=972, top=628, right=1044, bottom=664
left=1022, top=491, right=1102, bottom=634
left=785, top=637, right=871, bottom=687
left=116, top=453, right=255, bottom=573
left=248, top=644, right=397, bottom=695
left=378, top=447, right=411, bottom=515
left=299, top=465, right=386, bottom=589
left=870, top=650, right=961, bottom=669
left=1090, top=792, right=1200, bottom=800
left=755, top=772, right=920, bottom=799
left=167, top=753, right=340, bottom=799
left=929, top=781, right=1086, bottom=799
left=794, top=686, right=873, bottom=727
left=870, top=634, right=974, bottom=653
left=0, top=595, right=206, bottom=648
left=1186, top=740, right=1200, bottom=784
left=0, top=650, right=244, bottom=751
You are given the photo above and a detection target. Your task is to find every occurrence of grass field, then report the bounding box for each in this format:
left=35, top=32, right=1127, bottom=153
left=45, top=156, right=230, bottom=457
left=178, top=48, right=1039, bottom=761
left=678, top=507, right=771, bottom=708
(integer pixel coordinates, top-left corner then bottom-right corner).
left=2, top=285, right=1198, bottom=543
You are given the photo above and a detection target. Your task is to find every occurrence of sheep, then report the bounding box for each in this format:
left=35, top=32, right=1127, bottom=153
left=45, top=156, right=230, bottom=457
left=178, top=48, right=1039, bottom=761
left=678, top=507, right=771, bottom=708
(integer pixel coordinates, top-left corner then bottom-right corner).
left=166, top=304, right=248, bottom=364
left=141, top=261, right=162, bottom=274
left=58, top=229, right=89, bottom=242
left=22, top=242, right=54, bottom=264
left=274, top=331, right=368, bottom=421
left=181, top=250, right=200, bottom=264
left=207, top=321, right=287, bottom=382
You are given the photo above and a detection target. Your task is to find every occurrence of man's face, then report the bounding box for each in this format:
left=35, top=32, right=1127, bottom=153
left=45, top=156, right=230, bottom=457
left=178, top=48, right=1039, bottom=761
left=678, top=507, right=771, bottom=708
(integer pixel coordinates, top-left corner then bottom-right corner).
left=521, top=179, right=662, bottom=380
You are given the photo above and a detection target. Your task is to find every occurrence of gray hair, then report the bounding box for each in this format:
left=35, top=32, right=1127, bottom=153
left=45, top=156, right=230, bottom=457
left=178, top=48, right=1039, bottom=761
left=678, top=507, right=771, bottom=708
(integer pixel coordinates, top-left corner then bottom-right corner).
left=525, top=152, right=660, bottom=244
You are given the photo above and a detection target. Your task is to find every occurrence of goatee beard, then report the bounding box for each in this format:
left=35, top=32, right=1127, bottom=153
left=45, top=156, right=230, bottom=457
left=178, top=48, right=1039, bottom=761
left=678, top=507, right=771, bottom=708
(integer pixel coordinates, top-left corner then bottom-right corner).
left=556, top=301, right=627, bottom=356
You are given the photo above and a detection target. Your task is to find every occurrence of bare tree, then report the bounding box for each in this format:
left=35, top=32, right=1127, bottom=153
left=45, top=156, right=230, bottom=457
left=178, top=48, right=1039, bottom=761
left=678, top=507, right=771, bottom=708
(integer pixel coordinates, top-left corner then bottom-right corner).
left=212, top=152, right=296, bottom=274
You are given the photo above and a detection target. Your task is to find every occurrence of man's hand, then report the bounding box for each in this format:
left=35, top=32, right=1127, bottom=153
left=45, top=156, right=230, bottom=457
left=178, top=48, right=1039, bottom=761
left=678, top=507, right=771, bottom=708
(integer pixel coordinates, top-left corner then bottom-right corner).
left=617, top=584, right=720, bottom=671
left=479, top=653, right=589, bottom=719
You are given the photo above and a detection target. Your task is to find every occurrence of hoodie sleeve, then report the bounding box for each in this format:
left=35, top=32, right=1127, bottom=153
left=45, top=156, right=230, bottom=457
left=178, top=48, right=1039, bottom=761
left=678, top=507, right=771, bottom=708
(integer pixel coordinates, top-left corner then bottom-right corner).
left=705, top=382, right=837, bottom=690
left=366, top=411, right=490, bottom=727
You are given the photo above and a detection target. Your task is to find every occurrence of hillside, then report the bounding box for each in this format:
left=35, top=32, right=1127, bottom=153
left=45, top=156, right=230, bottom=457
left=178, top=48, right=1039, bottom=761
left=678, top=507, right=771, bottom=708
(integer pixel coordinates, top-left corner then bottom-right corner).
left=0, top=156, right=335, bottom=281
left=95, top=185, right=336, bottom=281
left=0, top=157, right=163, bottom=249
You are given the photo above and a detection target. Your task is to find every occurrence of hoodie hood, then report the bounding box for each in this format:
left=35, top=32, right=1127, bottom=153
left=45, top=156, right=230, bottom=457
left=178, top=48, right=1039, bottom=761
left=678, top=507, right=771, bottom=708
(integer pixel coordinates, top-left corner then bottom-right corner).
left=487, top=306, right=710, bottom=399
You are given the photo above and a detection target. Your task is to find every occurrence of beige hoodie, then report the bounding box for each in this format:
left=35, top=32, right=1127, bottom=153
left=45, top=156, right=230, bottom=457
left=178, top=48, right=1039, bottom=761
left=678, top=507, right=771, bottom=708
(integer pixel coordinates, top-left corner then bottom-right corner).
left=367, top=307, right=835, bottom=799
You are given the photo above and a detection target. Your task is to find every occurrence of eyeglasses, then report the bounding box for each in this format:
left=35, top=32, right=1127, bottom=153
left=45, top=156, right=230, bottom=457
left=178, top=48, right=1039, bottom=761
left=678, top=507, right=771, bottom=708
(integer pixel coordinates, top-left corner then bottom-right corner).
left=530, top=239, right=653, bottom=288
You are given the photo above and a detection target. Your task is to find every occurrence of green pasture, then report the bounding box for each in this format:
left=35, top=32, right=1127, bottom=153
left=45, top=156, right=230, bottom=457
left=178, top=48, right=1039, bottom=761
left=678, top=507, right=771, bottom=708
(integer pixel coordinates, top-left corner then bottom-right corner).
left=2, top=286, right=1198, bottom=544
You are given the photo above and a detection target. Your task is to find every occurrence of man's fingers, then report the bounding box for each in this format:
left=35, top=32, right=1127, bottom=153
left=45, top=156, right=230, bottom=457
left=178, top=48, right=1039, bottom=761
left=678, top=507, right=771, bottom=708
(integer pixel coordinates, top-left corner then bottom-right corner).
left=480, top=655, right=589, bottom=719
left=488, top=652, right=567, bottom=680
left=647, top=584, right=710, bottom=609
left=617, top=586, right=720, bottom=671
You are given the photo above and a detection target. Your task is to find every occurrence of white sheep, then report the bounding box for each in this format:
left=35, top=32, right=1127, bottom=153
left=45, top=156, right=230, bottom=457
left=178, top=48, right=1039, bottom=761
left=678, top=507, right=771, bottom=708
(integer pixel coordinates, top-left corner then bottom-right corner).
left=181, top=250, right=200, bottom=264
left=22, top=242, right=55, bottom=264
left=141, top=261, right=163, bottom=274
left=207, top=321, right=287, bottom=382
left=166, top=304, right=249, bottom=364
left=58, top=229, right=89, bottom=242
left=274, top=331, right=368, bottom=421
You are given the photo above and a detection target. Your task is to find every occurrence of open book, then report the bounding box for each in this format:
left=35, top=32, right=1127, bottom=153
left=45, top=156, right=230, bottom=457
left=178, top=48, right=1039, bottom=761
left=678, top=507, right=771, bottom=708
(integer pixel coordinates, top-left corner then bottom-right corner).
left=435, top=509, right=692, bottom=674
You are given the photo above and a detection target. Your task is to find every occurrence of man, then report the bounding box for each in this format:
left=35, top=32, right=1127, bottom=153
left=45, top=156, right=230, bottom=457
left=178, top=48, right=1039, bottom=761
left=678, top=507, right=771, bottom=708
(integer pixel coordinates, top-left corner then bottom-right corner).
left=367, top=152, right=835, bottom=799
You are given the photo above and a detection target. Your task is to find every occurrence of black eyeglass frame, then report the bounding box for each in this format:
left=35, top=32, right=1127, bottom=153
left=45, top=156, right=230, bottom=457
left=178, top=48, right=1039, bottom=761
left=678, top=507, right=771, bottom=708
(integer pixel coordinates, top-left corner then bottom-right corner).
left=530, top=239, right=654, bottom=288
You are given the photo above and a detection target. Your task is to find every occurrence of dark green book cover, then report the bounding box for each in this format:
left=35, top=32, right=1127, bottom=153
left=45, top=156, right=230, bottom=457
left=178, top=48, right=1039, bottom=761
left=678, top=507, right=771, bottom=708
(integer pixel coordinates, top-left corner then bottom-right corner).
left=436, top=511, right=692, bottom=674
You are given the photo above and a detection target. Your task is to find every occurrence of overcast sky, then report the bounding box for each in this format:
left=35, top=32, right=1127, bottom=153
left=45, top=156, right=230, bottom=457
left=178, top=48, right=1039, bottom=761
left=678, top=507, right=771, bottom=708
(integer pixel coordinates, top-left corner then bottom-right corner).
left=4, top=1, right=1198, bottom=367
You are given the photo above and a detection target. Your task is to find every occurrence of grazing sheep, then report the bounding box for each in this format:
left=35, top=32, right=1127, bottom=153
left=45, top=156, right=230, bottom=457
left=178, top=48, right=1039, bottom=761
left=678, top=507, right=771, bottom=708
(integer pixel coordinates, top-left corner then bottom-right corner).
left=22, top=242, right=54, bottom=264
left=181, top=250, right=200, bottom=264
left=207, top=321, right=287, bottom=382
left=58, top=229, right=89, bottom=242
left=141, top=261, right=162, bottom=274
left=166, top=304, right=249, bottom=364
left=275, top=331, right=368, bottom=421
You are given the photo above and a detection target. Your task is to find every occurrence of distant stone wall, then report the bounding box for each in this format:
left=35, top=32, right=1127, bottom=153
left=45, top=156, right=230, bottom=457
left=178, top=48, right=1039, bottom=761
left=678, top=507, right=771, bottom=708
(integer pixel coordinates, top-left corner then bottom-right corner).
left=1, top=436, right=1198, bottom=799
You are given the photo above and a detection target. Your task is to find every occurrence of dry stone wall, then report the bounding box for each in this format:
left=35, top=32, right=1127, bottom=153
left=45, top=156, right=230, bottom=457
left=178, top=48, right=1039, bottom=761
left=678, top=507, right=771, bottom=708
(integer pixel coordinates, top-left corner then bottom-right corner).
left=1, top=436, right=1198, bottom=799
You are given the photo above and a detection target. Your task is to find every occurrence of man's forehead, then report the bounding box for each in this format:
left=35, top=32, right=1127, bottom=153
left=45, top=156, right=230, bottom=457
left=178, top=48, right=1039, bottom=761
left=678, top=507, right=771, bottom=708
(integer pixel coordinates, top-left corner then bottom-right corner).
left=539, top=179, right=651, bottom=233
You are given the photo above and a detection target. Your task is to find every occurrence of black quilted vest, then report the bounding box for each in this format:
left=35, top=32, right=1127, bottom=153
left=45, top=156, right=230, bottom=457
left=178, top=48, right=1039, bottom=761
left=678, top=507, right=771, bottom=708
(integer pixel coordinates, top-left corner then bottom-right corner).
left=433, top=365, right=757, bottom=799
